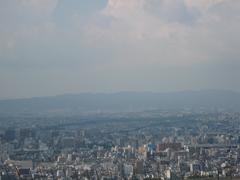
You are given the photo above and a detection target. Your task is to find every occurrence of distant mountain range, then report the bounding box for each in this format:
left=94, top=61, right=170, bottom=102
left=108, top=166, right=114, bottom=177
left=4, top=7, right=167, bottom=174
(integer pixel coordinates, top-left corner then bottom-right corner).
left=0, top=90, right=240, bottom=115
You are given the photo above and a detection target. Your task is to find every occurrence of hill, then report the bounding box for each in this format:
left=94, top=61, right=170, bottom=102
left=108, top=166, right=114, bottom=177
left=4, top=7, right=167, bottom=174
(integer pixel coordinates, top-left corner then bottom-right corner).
left=0, top=90, right=239, bottom=115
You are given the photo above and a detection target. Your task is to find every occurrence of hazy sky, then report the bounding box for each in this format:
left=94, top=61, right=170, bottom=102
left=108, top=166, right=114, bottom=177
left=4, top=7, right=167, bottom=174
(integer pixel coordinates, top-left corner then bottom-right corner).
left=0, top=0, right=240, bottom=99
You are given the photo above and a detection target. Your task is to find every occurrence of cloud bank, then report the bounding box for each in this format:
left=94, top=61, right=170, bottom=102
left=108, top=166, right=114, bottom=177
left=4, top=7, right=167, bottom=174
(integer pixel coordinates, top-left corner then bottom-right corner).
left=0, top=0, right=239, bottom=98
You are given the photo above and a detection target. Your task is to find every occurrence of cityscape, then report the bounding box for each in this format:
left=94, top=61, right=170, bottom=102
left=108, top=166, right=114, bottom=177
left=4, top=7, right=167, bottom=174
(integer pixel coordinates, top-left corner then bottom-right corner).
left=1, top=108, right=240, bottom=179
left=1, top=0, right=240, bottom=179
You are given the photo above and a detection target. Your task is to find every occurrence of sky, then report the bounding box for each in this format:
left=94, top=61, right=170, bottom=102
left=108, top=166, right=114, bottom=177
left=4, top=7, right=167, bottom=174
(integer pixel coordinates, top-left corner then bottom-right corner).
left=0, top=0, right=240, bottom=99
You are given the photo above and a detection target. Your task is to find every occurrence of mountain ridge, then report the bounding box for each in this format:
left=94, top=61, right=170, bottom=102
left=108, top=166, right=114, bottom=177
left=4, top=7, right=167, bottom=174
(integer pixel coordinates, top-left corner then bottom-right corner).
left=0, top=90, right=239, bottom=114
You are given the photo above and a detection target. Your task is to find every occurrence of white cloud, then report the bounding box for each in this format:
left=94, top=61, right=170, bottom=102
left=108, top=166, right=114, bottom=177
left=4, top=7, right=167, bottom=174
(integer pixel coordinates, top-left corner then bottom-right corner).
left=103, top=0, right=145, bottom=18
left=84, top=0, right=240, bottom=66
